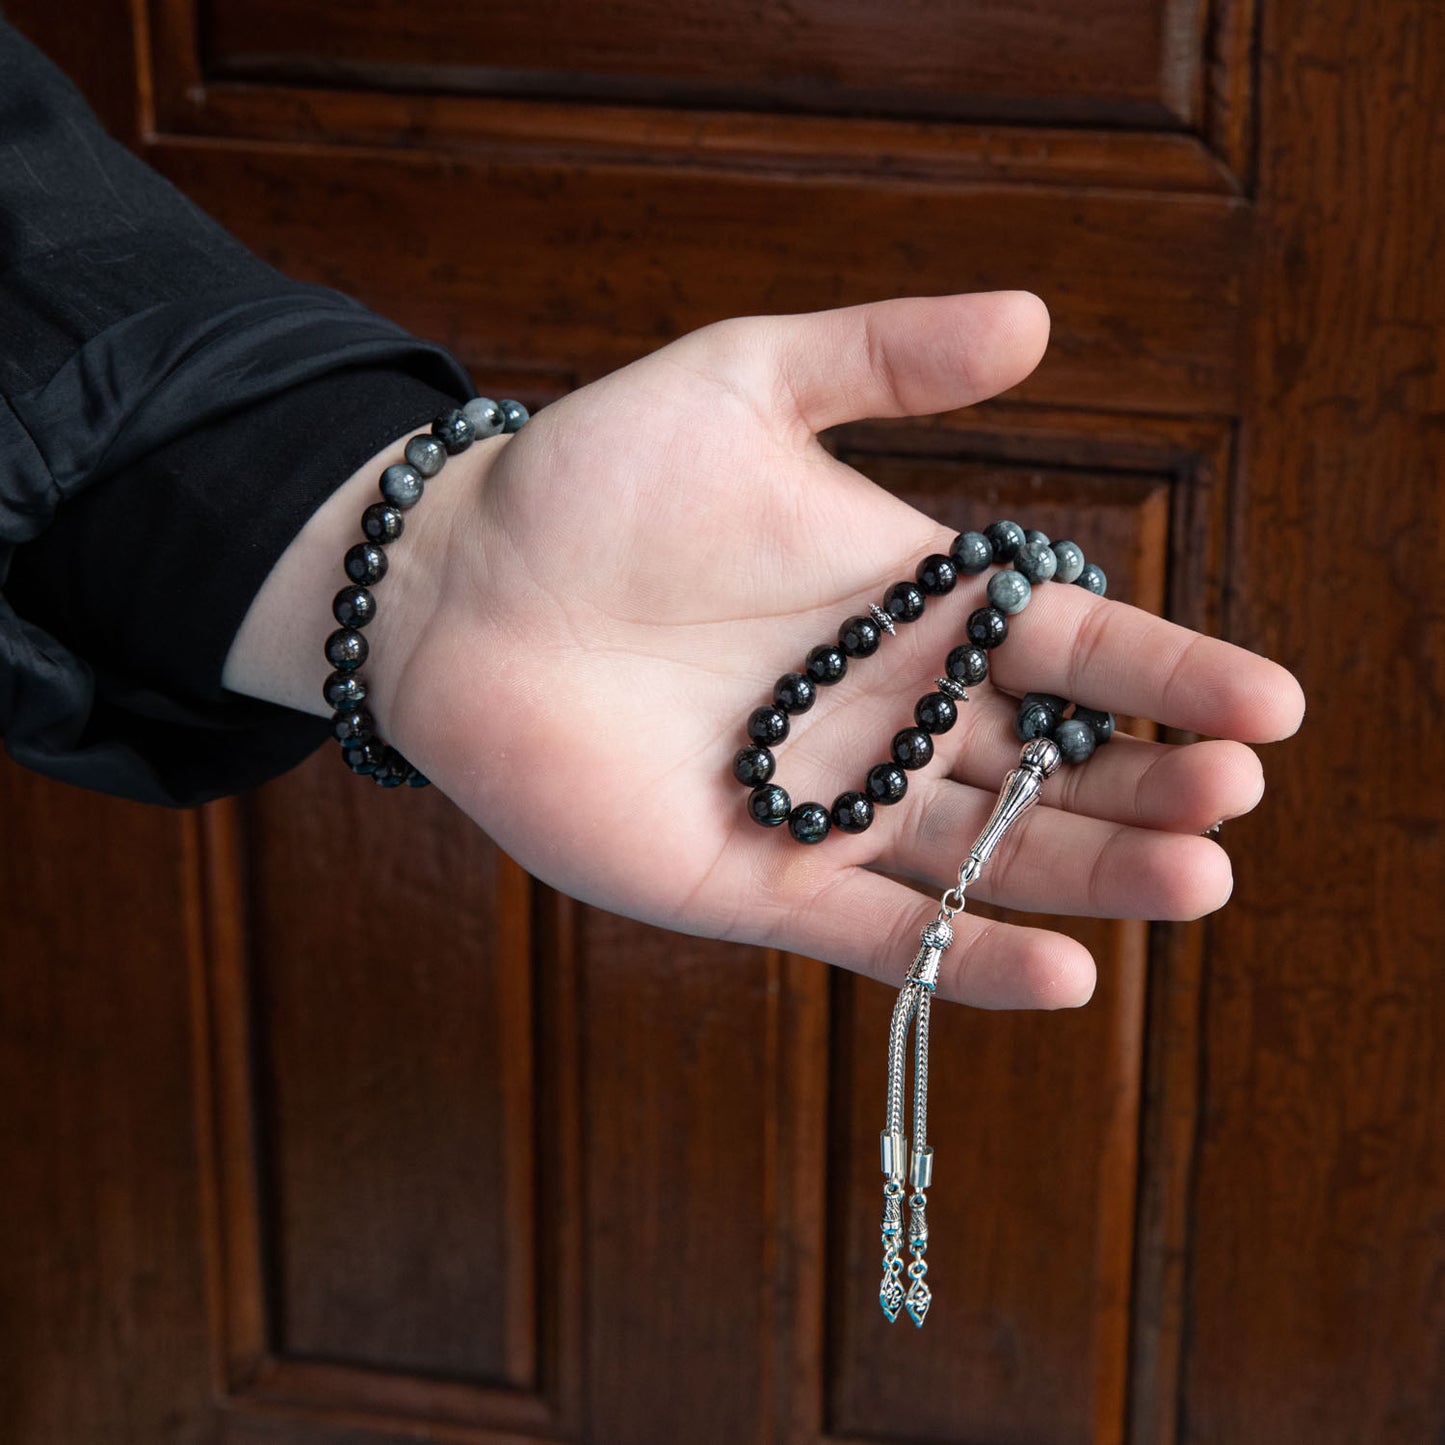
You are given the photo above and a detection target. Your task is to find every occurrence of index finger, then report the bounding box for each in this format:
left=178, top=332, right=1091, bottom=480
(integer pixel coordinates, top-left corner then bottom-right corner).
left=984, top=583, right=1305, bottom=742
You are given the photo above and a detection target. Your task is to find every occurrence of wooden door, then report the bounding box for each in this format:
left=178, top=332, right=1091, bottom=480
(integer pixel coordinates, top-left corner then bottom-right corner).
left=2, top=1, right=1440, bottom=1442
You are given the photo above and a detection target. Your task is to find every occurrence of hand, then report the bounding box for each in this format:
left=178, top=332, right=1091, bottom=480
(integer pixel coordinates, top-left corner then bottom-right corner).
left=232, top=292, right=1305, bottom=1009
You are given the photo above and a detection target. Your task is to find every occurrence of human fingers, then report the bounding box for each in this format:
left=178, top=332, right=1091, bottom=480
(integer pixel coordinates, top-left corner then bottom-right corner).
left=689, top=291, right=1051, bottom=439
left=870, top=775, right=1234, bottom=921
left=938, top=691, right=1266, bottom=833
left=985, top=584, right=1306, bottom=743
left=752, top=863, right=1096, bottom=1010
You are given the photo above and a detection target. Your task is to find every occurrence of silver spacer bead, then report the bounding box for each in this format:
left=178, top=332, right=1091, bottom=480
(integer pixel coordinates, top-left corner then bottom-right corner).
left=934, top=677, right=969, bottom=702
left=869, top=602, right=896, bottom=636
left=1020, top=737, right=1062, bottom=778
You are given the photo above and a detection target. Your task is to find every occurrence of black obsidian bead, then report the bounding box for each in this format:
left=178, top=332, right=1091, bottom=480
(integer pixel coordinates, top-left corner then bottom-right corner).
left=945, top=643, right=990, bottom=687
left=748, top=784, right=792, bottom=827
left=380, top=462, right=425, bottom=510
left=966, top=606, right=1009, bottom=649
left=915, top=691, right=958, bottom=734
left=805, top=644, right=848, bottom=686
left=332, top=585, right=376, bottom=628
left=950, top=530, right=993, bottom=575
left=323, top=670, right=367, bottom=710
left=733, top=745, right=776, bottom=786
left=774, top=671, right=817, bottom=714
left=325, top=628, right=369, bottom=671
left=362, top=503, right=405, bottom=544
left=831, top=790, right=875, bottom=834
left=332, top=708, right=374, bottom=745
left=1016, top=701, right=1057, bottom=741
left=342, top=739, right=383, bottom=774
left=371, top=746, right=410, bottom=787
left=404, top=433, right=447, bottom=477
left=916, top=553, right=958, bottom=595
left=1073, top=706, right=1116, bottom=744
left=891, top=727, right=934, bottom=770
left=1075, top=562, right=1108, bottom=595
left=344, top=542, right=388, bottom=586
left=788, top=802, right=831, bottom=845
left=865, top=762, right=909, bottom=806
left=985, top=519, right=1027, bottom=562
left=839, top=614, right=882, bottom=657
left=747, top=705, right=789, bottom=746
left=432, top=408, right=475, bottom=454
left=885, top=580, right=926, bottom=623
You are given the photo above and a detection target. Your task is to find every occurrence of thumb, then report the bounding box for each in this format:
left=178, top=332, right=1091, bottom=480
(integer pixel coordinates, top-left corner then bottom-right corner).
left=720, top=290, right=1050, bottom=437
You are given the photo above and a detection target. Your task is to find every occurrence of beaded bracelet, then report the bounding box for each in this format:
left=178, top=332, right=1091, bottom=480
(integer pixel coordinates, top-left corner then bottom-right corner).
left=727, top=518, right=1115, bottom=1329
left=324, top=397, right=529, bottom=787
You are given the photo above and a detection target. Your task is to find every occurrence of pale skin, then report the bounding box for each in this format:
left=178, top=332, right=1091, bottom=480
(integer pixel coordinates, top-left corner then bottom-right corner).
left=225, top=292, right=1305, bottom=1010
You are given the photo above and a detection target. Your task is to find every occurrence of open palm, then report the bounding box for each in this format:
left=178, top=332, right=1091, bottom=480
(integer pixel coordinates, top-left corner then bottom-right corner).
left=388, top=293, right=1304, bottom=1009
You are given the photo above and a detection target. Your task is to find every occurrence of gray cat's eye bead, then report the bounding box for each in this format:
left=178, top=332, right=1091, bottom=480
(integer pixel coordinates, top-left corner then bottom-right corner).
left=404, top=434, right=447, bottom=477
left=1075, top=562, right=1108, bottom=595
left=463, top=396, right=506, bottom=438
left=1015, top=539, right=1059, bottom=584
left=380, top=463, right=424, bottom=510
left=1050, top=540, right=1085, bottom=584
left=950, top=530, right=993, bottom=575
left=987, top=569, right=1032, bottom=615
left=500, top=399, right=530, bottom=433
left=1025, top=529, right=1050, bottom=546
left=1054, top=718, right=1098, bottom=764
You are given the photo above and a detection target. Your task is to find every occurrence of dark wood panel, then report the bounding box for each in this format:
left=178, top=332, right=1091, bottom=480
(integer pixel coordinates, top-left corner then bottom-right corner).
left=200, top=0, right=1205, bottom=128
left=146, top=141, right=1250, bottom=418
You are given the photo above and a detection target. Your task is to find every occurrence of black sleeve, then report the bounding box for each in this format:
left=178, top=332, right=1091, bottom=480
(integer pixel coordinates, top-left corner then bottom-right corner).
left=0, top=19, right=475, bottom=806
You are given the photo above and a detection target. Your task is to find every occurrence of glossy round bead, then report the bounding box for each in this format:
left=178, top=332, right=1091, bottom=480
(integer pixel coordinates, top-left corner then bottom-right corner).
left=787, top=802, right=831, bottom=845
left=966, top=606, right=1009, bottom=649
left=885, top=580, right=926, bottom=623
left=344, top=542, right=387, bottom=586
left=380, top=462, right=424, bottom=510
left=500, top=399, right=530, bottom=433
left=1015, top=539, right=1059, bottom=584
left=406, top=768, right=430, bottom=788
left=805, top=643, right=847, bottom=686
left=748, top=784, right=792, bottom=827
left=832, top=791, right=875, bottom=834
left=1055, top=717, right=1098, bottom=764
left=1025, top=529, right=1050, bottom=546
left=361, top=503, right=405, bottom=543
left=1075, top=563, right=1108, bottom=595
left=773, top=671, right=817, bottom=714
left=914, top=691, right=958, bottom=734
left=987, top=570, right=1032, bottom=615
left=342, top=739, right=383, bottom=774
left=1016, top=701, right=1057, bottom=741
left=945, top=643, right=989, bottom=686
left=1073, top=706, right=1116, bottom=744
left=1022, top=691, right=1068, bottom=722
left=332, top=585, right=376, bottom=628
left=332, top=708, right=374, bottom=745
left=404, top=434, right=447, bottom=477
left=865, top=762, right=909, bottom=805
left=891, top=727, right=934, bottom=770
left=1050, top=540, right=1085, bottom=584
left=323, top=670, right=367, bottom=710
left=432, top=408, right=475, bottom=454
left=839, top=614, right=882, bottom=657
left=916, top=553, right=958, bottom=595
left=984, top=519, right=1026, bottom=562
left=325, top=628, right=368, bottom=671
left=950, top=530, right=992, bottom=575
left=732, top=745, right=776, bottom=786
left=462, top=396, right=506, bottom=438
left=747, top=705, right=789, bottom=746
left=371, top=746, right=409, bottom=787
